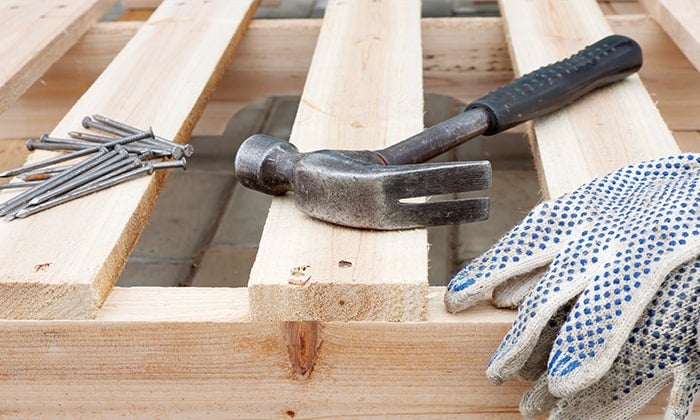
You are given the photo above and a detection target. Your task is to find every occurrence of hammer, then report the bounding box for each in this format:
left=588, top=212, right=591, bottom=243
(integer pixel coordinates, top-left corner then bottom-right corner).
left=235, top=35, right=642, bottom=230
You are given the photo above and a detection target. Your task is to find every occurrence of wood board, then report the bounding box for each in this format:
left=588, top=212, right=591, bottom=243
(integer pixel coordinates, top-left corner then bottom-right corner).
left=640, top=0, right=700, bottom=72
left=498, top=0, right=679, bottom=198
left=247, top=0, right=430, bottom=322
left=0, top=0, right=117, bottom=115
left=2, top=15, right=700, bottom=140
left=0, top=0, right=259, bottom=319
left=0, top=286, right=679, bottom=417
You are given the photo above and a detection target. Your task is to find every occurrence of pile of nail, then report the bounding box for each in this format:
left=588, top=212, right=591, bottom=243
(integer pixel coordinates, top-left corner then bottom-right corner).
left=0, top=115, right=191, bottom=221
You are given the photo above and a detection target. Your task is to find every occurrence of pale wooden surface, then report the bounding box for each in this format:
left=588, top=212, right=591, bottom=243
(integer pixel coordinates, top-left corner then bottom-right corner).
left=3, top=15, right=700, bottom=140
left=0, top=0, right=259, bottom=319
left=0, top=286, right=525, bottom=418
left=248, top=0, right=430, bottom=322
left=0, top=286, right=679, bottom=417
left=641, top=0, right=700, bottom=72
left=499, top=0, right=679, bottom=198
left=0, top=0, right=116, bottom=115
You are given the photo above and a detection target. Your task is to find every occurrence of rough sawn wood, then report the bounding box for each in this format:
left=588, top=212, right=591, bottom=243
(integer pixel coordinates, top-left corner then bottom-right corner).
left=0, top=0, right=258, bottom=319
left=247, top=0, right=430, bottom=322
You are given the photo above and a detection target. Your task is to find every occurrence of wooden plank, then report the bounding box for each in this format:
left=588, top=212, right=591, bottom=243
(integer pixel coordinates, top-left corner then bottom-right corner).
left=498, top=0, right=679, bottom=198
left=0, top=0, right=259, bottom=320
left=122, top=0, right=280, bottom=9
left=674, top=130, right=700, bottom=152
left=0, top=286, right=679, bottom=417
left=0, top=286, right=527, bottom=417
left=3, top=14, right=700, bottom=140
left=0, top=0, right=117, bottom=115
left=640, top=0, right=700, bottom=72
left=248, top=0, right=429, bottom=322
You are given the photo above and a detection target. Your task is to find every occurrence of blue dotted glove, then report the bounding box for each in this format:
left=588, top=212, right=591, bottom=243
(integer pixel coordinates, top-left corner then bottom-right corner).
left=520, top=257, right=700, bottom=419
left=444, top=155, right=700, bottom=411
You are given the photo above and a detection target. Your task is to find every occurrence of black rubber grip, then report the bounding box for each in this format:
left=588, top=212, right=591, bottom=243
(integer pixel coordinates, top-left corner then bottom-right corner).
left=467, top=34, right=642, bottom=135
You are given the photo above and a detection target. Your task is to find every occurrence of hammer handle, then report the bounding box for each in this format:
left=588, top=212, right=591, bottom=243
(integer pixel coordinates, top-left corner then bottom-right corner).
left=467, top=34, right=642, bottom=135
left=378, top=35, right=642, bottom=165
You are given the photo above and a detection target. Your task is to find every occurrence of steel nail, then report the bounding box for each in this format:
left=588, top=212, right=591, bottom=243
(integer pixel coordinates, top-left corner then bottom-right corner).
left=83, top=117, right=183, bottom=159
left=12, top=163, right=156, bottom=220
left=152, top=158, right=187, bottom=171
left=92, top=115, right=193, bottom=157
left=29, top=149, right=132, bottom=206
left=0, top=147, right=113, bottom=216
left=45, top=134, right=154, bottom=156
left=18, top=164, right=76, bottom=181
left=0, top=130, right=153, bottom=179
left=0, top=181, right=42, bottom=190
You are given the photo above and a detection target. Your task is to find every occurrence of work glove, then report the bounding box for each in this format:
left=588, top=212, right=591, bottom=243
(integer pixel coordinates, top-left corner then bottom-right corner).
left=444, top=154, right=700, bottom=417
left=520, top=256, right=700, bottom=419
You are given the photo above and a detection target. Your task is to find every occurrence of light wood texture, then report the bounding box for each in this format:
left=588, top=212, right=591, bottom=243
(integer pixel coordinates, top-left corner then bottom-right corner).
left=0, top=286, right=524, bottom=417
left=0, top=286, right=678, bottom=417
left=0, top=0, right=259, bottom=320
left=498, top=0, right=679, bottom=198
left=3, top=15, right=700, bottom=140
left=0, top=140, right=28, bottom=184
left=675, top=130, right=700, bottom=153
left=122, top=0, right=280, bottom=9
left=640, top=0, right=700, bottom=72
left=0, top=0, right=117, bottom=115
left=248, top=0, right=429, bottom=322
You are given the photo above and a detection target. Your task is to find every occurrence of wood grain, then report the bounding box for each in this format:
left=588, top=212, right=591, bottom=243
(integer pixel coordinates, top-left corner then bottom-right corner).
left=0, top=0, right=117, bottom=115
left=0, top=286, right=679, bottom=417
left=498, top=0, right=680, bottom=198
left=248, top=0, right=429, bottom=322
left=640, top=0, right=700, bottom=72
left=2, top=15, right=700, bottom=140
left=0, top=0, right=259, bottom=319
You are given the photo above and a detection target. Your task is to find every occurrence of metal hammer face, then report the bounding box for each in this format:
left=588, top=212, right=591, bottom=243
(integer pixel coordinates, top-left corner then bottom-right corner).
left=235, top=134, right=491, bottom=230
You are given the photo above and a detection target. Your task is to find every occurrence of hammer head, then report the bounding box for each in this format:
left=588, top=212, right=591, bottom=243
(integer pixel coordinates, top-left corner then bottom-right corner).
left=235, top=134, right=491, bottom=230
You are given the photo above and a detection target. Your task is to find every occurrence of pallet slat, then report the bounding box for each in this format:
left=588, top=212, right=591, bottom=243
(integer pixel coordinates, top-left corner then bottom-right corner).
left=2, top=15, right=700, bottom=140
left=640, top=0, right=700, bottom=72
left=498, top=0, right=679, bottom=198
left=0, top=0, right=117, bottom=115
left=0, top=0, right=258, bottom=319
left=248, top=0, right=429, bottom=322
left=0, top=286, right=677, bottom=417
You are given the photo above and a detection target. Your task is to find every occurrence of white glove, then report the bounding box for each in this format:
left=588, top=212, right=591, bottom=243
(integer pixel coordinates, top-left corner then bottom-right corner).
left=520, top=257, right=700, bottom=419
left=444, top=154, right=700, bottom=415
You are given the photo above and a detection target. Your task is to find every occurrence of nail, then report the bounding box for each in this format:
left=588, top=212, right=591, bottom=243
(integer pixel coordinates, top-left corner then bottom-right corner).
left=0, top=130, right=153, bottom=178
left=0, top=181, right=42, bottom=190
left=152, top=158, right=187, bottom=171
left=10, top=158, right=186, bottom=220
left=29, top=149, right=132, bottom=206
left=68, top=130, right=171, bottom=157
left=92, top=115, right=193, bottom=157
left=12, top=163, right=156, bottom=220
left=83, top=117, right=183, bottom=159
left=0, top=148, right=113, bottom=216
left=42, top=134, right=153, bottom=156
left=18, top=164, right=76, bottom=181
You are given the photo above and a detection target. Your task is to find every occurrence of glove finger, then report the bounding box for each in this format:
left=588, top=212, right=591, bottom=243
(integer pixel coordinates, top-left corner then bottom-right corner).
left=485, top=225, right=612, bottom=384
left=520, top=300, right=574, bottom=381
left=445, top=195, right=590, bottom=313
left=547, top=243, right=700, bottom=397
left=492, top=266, right=547, bottom=308
left=519, top=374, right=558, bottom=418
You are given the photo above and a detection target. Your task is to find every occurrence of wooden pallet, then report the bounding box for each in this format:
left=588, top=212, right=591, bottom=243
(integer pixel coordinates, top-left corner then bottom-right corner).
left=0, top=0, right=699, bottom=416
